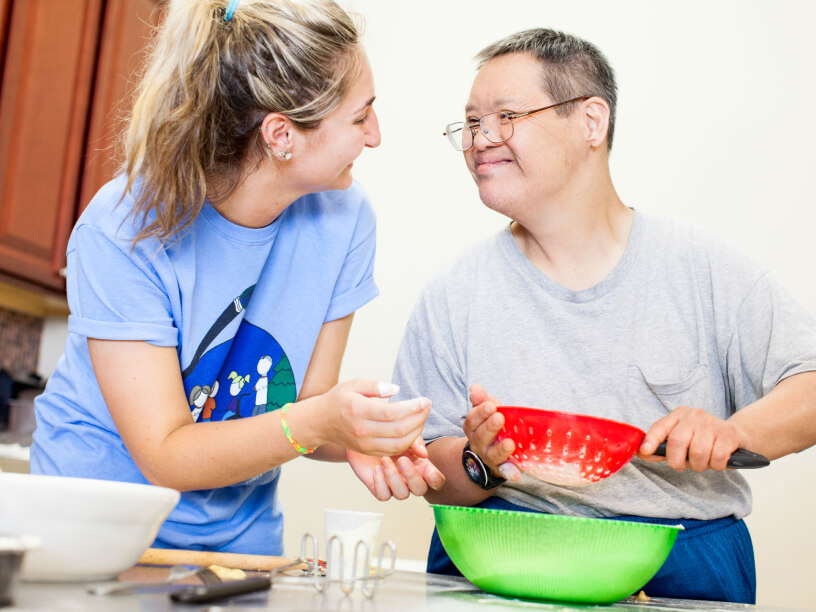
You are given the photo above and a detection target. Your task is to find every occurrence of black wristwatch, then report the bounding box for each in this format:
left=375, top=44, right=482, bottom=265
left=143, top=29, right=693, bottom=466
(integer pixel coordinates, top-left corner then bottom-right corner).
left=462, top=441, right=506, bottom=490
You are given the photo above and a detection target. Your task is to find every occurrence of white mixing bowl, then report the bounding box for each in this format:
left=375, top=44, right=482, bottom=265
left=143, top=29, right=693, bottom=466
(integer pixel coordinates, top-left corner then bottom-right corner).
left=0, top=472, right=179, bottom=581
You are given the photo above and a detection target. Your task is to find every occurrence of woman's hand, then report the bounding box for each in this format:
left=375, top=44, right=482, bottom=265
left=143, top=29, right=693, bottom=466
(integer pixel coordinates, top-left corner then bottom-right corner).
left=312, top=379, right=431, bottom=457
left=638, top=406, right=749, bottom=472
left=347, top=437, right=446, bottom=501
left=462, top=384, right=521, bottom=481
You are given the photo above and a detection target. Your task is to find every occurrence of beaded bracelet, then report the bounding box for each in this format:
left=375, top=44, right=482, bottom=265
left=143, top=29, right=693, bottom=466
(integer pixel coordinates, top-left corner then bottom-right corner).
left=280, top=403, right=316, bottom=455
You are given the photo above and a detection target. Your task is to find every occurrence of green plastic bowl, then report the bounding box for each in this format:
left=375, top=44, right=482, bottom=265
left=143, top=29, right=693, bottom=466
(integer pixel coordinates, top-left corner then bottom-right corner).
left=432, top=504, right=682, bottom=604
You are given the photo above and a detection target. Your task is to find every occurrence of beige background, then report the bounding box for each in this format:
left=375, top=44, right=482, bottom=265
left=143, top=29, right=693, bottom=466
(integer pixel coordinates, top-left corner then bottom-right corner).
left=34, top=1, right=816, bottom=609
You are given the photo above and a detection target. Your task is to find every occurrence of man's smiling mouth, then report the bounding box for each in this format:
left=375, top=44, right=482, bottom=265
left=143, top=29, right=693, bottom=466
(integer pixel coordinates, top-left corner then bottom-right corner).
left=474, top=157, right=513, bottom=173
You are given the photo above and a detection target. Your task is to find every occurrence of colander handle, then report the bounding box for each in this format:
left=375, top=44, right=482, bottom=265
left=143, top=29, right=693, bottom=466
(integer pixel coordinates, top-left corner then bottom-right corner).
left=654, top=442, right=770, bottom=469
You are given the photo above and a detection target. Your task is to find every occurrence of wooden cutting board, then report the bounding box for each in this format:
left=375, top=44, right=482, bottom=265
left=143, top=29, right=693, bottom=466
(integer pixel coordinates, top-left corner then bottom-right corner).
left=138, top=547, right=303, bottom=571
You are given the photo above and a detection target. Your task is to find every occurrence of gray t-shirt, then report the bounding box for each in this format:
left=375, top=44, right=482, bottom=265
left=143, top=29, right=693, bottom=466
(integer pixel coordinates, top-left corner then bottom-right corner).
left=392, top=211, right=816, bottom=520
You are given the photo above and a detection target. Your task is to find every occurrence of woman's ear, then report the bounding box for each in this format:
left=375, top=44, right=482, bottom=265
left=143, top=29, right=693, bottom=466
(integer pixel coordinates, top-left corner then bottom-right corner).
left=583, top=97, right=610, bottom=149
left=261, top=113, right=293, bottom=159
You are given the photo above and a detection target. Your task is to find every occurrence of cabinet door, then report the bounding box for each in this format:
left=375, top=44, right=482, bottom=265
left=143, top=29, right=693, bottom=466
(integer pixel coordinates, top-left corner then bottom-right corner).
left=79, top=0, right=163, bottom=213
left=0, top=0, right=11, bottom=69
left=0, top=0, right=104, bottom=291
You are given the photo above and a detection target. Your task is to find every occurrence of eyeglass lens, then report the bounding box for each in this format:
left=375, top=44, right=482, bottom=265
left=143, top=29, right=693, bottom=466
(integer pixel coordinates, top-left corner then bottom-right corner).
left=446, top=112, right=513, bottom=151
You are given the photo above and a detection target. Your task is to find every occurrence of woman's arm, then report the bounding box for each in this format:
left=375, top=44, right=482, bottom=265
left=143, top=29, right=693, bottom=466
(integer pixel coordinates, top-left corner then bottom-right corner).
left=296, top=314, right=446, bottom=498
left=89, top=338, right=301, bottom=489
left=299, top=314, right=358, bottom=462
left=89, top=316, right=429, bottom=491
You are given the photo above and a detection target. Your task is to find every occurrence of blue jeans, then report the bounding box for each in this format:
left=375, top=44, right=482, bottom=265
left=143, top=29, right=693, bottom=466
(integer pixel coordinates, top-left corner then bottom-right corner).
left=427, top=497, right=756, bottom=604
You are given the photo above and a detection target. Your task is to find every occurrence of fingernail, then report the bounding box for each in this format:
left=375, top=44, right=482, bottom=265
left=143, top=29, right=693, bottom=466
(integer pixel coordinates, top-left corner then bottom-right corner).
left=418, top=398, right=430, bottom=410
left=377, top=381, right=400, bottom=397
left=497, top=462, right=517, bottom=481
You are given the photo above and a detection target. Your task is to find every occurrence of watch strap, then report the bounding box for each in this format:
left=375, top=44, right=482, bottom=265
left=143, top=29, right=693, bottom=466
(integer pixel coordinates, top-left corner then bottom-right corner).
left=462, top=441, right=506, bottom=490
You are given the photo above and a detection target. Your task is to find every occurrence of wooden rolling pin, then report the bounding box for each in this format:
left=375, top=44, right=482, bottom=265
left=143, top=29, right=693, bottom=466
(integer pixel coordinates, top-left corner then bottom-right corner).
left=138, top=547, right=305, bottom=571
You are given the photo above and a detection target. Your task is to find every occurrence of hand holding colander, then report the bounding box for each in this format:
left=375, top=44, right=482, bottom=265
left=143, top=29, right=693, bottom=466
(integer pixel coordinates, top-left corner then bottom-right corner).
left=494, top=406, right=769, bottom=487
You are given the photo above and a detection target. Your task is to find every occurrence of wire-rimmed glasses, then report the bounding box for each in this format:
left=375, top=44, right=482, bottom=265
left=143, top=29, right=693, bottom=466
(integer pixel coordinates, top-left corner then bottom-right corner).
left=442, top=96, right=590, bottom=151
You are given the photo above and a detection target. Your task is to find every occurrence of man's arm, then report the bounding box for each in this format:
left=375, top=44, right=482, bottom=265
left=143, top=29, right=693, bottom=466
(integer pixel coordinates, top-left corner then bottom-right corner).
left=639, top=371, right=816, bottom=471
left=425, top=436, right=493, bottom=506
left=728, top=371, right=816, bottom=459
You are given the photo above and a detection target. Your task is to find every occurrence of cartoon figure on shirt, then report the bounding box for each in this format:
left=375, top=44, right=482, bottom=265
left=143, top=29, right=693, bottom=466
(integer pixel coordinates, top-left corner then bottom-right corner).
left=253, top=355, right=272, bottom=416
left=188, top=384, right=211, bottom=421
left=181, top=285, right=297, bottom=421
left=222, top=371, right=251, bottom=420
left=201, top=380, right=219, bottom=422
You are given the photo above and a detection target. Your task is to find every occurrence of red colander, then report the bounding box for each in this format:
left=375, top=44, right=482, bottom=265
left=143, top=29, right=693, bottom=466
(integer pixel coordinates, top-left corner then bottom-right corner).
left=495, top=406, right=646, bottom=487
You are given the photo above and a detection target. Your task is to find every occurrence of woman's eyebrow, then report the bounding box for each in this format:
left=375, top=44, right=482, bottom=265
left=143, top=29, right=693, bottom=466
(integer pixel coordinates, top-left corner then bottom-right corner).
left=354, top=96, right=376, bottom=113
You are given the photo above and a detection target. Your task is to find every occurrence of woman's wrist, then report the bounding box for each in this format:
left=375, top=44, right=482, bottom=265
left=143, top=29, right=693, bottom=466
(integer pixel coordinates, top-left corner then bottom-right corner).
left=279, top=395, right=326, bottom=452
left=280, top=403, right=317, bottom=454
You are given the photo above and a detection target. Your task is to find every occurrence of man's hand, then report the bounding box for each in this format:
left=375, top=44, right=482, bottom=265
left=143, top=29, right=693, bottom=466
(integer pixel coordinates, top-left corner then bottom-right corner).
left=638, top=406, right=749, bottom=472
left=463, top=384, right=521, bottom=481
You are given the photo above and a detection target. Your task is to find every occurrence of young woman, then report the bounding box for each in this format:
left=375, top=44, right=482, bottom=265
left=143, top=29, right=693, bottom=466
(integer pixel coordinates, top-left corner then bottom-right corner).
left=31, top=0, right=443, bottom=555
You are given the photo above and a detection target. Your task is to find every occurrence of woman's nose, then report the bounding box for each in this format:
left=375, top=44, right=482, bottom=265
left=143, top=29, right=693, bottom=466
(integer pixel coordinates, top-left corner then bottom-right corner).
left=365, top=109, right=381, bottom=148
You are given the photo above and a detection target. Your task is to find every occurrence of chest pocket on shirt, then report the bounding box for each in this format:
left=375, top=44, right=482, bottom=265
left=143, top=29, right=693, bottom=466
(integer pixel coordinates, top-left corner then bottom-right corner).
left=626, top=362, right=715, bottom=431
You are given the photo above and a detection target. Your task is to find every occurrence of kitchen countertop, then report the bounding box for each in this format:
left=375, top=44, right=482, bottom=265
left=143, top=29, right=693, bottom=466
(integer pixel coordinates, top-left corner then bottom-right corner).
left=7, top=570, right=805, bottom=612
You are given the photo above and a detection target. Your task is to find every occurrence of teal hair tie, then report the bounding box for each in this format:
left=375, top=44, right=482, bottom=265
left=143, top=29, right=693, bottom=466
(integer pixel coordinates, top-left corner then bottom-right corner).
left=224, top=0, right=240, bottom=21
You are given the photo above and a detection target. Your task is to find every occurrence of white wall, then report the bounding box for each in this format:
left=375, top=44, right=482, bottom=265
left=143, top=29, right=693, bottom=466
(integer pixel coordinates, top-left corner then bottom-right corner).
left=36, top=1, right=816, bottom=608
left=36, top=317, right=69, bottom=378
left=280, top=1, right=816, bottom=609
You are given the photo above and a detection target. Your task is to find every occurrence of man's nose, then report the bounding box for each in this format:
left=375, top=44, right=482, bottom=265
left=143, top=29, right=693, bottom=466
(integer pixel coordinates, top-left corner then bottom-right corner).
left=472, top=124, right=497, bottom=150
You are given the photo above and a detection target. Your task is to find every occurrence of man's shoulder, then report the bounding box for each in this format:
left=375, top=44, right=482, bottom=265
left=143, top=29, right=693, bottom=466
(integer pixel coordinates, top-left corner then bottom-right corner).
left=642, top=211, right=758, bottom=260
left=422, top=229, right=506, bottom=293
left=404, top=229, right=506, bottom=329
left=639, top=210, right=767, bottom=287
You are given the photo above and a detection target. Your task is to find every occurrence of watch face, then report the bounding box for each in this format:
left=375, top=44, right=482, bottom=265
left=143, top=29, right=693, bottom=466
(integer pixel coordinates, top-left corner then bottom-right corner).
left=464, top=453, right=486, bottom=486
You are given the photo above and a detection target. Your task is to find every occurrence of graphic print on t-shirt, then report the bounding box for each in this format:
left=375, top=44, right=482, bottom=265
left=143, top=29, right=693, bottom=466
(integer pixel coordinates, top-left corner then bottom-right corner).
left=182, top=286, right=296, bottom=421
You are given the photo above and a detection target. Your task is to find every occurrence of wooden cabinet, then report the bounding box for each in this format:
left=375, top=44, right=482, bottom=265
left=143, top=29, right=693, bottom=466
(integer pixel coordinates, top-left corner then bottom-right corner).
left=80, top=0, right=162, bottom=214
left=0, top=0, right=161, bottom=295
left=0, top=0, right=12, bottom=69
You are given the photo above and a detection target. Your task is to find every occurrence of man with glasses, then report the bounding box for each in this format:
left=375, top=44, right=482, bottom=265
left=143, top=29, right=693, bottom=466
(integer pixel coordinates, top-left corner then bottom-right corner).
left=391, top=28, right=816, bottom=603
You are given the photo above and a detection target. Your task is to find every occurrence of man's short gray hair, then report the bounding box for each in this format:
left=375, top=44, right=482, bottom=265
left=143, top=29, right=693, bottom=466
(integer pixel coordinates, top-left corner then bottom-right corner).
left=476, top=28, right=618, bottom=150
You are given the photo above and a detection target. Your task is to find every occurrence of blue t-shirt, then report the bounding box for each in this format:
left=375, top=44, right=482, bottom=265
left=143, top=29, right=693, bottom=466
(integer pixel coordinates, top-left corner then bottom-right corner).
left=30, top=174, right=379, bottom=555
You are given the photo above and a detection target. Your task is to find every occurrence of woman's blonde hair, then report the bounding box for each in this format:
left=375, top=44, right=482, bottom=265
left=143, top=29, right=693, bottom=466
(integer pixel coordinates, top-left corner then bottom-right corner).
left=123, top=0, right=363, bottom=245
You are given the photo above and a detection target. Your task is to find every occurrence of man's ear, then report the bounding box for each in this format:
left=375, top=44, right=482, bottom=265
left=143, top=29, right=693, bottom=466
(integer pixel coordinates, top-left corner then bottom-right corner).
left=583, top=97, right=610, bottom=149
left=260, top=113, right=293, bottom=151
